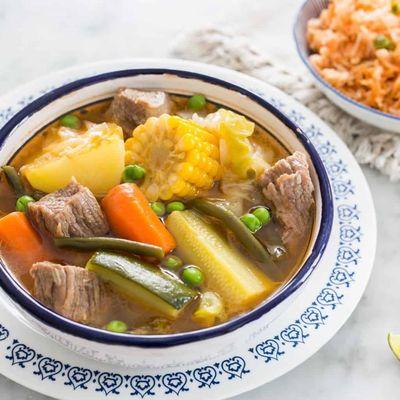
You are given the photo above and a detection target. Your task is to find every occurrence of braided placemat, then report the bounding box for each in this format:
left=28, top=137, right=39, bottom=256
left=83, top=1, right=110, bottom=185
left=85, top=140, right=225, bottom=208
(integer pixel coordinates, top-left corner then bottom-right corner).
left=172, top=28, right=400, bottom=181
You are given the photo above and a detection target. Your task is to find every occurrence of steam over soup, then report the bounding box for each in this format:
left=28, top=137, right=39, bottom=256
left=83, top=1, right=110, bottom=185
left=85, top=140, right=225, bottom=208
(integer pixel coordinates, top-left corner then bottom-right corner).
left=0, top=90, right=315, bottom=335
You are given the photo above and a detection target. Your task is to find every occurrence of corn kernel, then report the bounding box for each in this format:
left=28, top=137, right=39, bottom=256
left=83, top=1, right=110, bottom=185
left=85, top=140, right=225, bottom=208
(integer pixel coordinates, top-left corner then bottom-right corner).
left=177, top=181, right=192, bottom=197
left=171, top=178, right=186, bottom=194
left=187, top=149, right=201, bottom=165
left=145, top=183, right=160, bottom=202
left=177, top=134, right=197, bottom=152
left=159, top=186, right=174, bottom=200
left=178, top=162, right=195, bottom=180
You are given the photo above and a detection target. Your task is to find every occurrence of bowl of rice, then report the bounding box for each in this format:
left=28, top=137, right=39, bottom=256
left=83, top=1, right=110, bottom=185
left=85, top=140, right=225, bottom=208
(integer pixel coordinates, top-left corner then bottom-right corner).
left=294, top=0, right=400, bottom=133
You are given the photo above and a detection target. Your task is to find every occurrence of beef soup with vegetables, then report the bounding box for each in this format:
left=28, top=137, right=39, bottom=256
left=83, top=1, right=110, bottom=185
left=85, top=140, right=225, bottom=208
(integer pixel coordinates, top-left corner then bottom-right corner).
left=0, top=89, right=315, bottom=335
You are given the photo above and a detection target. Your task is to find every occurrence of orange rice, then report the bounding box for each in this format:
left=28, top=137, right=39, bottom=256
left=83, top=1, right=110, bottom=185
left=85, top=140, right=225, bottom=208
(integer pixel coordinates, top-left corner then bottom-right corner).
left=307, top=0, right=400, bottom=116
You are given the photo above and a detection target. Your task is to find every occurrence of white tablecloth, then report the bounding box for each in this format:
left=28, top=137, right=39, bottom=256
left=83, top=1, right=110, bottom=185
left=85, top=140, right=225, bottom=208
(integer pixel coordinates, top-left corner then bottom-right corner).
left=0, top=0, right=397, bottom=399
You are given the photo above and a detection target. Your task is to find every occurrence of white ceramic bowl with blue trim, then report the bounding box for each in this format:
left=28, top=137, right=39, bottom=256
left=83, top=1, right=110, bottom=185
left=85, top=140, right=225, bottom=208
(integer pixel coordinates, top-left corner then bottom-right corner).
left=0, top=61, right=333, bottom=367
left=294, top=0, right=400, bottom=133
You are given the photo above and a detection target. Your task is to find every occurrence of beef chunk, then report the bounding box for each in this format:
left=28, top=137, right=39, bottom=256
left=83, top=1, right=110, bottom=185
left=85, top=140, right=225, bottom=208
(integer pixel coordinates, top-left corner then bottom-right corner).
left=108, top=88, right=171, bottom=134
left=259, top=152, right=314, bottom=249
left=28, top=179, right=109, bottom=238
left=30, top=262, right=111, bottom=325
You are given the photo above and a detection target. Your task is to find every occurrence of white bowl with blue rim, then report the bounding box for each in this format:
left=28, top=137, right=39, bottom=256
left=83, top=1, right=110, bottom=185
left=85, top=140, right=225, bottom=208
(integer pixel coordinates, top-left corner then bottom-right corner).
left=294, top=0, right=400, bottom=133
left=0, top=60, right=333, bottom=368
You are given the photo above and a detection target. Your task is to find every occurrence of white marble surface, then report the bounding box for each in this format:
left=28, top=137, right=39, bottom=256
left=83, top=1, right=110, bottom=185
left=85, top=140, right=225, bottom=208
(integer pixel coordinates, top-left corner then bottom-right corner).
left=0, top=0, right=398, bottom=398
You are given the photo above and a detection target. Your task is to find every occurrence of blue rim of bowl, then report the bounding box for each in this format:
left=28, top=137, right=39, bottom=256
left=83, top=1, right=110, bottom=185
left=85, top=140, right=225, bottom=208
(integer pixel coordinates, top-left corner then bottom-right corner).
left=0, top=68, right=333, bottom=347
left=293, top=0, right=400, bottom=122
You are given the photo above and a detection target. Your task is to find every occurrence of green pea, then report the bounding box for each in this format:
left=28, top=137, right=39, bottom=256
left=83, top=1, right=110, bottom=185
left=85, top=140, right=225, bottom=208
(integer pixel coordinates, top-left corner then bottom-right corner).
left=151, top=201, right=166, bottom=216
left=252, top=207, right=271, bottom=225
left=373, top=34, right=395, bottom=50
left=105, top=320, right=128, bottom=333
left=60, top=114, right=82, bottom=129
left=166, top=201, right=185, bottom=213
left=240, top=213, right=262, bottom=233
left=16, top=195, right=35, bottom=213
left=181, top=265, right=204, bottom=286
left=187, top=94, right=206, bottom=111
left=122, top=164, right=146, bottom=183
left=163, top=255, right=183, bottom=270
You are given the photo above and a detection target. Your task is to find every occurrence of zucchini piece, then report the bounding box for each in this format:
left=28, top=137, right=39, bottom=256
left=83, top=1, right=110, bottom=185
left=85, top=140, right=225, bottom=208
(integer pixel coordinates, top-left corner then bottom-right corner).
left=166, top=211, right=277, bottom=315
left=87, top=251, right=197, bottom=318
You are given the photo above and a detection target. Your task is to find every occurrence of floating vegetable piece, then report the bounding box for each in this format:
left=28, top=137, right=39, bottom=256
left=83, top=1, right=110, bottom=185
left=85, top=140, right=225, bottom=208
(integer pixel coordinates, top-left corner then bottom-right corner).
left=54, top=237, right=164, bottom=259
left=192, top=291, right=225, bottom=328
left=16, top=195, right=35, bottom=213
left=163, top=255, right=183, bottom=270
left=187, top=198, right=273, bottom=264
left=2, top=166, right=25, bottom=197
left=102, top=183, right=176, bottom=253
left=166, top=201, right=185, bottom=213
left=240, top=213, right=262, bottom=233
left=125, top=115, right=221, bottom=201
left=21, top=122, right=125, bottom=196
left=188, top=94, right=206, bottom=111
left=59, top=114, right=82, bottom=130
left=0, top=212, right=48, bottom=274
left=181, top=265, right=204, bottom=286
left=87, top=251, right=198, bottom=318
left=106, top=320, right=128, bottom=333
left=193, top=109, right=268, bottom=179
left=122, top=164, right=146, bottom=183
left=252, top=206, right=271, bottom=225
left=150, top=201, right=166, bottom=216
left=166, top=210, right=276, bottom=314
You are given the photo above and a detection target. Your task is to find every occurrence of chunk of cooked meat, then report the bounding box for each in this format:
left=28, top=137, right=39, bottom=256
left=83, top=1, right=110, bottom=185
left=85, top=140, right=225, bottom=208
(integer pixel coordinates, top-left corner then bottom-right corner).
left=30, top=262, right=111, bottom=325
left=108, top=88, right=171, bottom=135
left=28, top=179, right=109, bottom=238
left=259, top=152, right=314, bottom=249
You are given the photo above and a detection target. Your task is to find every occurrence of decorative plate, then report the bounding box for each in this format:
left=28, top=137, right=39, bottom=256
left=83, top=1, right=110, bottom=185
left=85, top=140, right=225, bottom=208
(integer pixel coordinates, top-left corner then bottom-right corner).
left=0, top=59, right=376, bottom=399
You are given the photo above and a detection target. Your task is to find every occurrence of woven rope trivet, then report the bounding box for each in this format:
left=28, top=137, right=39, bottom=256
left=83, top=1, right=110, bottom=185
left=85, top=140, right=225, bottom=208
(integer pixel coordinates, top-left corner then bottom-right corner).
left=172, top=28, right=400, bottom=181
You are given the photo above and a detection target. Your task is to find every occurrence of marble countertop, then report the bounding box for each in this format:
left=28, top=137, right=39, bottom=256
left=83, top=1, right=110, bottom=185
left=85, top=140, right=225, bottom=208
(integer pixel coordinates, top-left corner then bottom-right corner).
left=0, top=0, right=398, bottom=398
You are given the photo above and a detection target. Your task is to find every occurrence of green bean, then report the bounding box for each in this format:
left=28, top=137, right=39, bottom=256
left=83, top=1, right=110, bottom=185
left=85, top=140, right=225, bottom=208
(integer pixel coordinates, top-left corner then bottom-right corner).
left=187, top=198, right=273, bottom=265
left=54, top=237, right=164, bottom=259
left=2, top=166, right=25, bottom=197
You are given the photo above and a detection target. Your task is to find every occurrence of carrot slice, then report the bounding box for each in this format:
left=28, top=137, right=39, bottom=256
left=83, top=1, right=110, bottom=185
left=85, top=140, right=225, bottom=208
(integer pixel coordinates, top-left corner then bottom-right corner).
left=102, top=183, right=176, bottom=253
left=0, top=212, right=48, bottom=284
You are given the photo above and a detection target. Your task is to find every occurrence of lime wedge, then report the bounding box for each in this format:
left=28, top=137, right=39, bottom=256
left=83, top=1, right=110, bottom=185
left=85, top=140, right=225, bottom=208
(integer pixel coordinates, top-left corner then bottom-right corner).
left=388, top=333, right=400, bottom=360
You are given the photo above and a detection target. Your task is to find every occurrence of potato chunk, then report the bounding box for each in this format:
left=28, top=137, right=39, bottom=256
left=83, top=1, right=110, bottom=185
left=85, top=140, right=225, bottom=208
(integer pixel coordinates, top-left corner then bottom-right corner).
left=21, top=123, right=125, bottom=196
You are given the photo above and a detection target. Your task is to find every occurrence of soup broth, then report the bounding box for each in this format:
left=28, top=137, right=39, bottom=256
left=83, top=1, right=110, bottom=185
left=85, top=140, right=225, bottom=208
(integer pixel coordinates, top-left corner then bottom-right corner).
left=0, top=90, right=314, bottom=335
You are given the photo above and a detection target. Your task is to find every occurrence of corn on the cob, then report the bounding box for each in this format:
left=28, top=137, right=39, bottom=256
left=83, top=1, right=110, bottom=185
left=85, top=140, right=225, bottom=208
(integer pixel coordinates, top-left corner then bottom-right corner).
left=125, top=114, right=221, bottom=201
